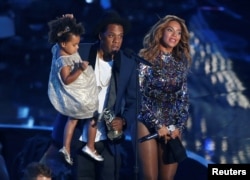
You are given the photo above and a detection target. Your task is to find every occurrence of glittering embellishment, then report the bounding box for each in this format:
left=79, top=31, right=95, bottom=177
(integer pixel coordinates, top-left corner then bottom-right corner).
left=160, top=52, right=172, bottom=62
left=57, top=26, right=70, bottom=37
left=138, top=52, right=189, bottom=131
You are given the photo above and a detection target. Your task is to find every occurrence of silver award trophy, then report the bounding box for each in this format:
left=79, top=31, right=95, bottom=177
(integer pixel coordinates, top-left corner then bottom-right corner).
left=101, top=108, right=123, bottom=141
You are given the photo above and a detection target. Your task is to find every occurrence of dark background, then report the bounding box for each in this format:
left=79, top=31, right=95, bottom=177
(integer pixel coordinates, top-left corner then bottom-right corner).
left=0, top=0, right=250, bottom=179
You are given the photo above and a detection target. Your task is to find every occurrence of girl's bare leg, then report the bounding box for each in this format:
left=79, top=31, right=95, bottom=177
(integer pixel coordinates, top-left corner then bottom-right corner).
left=64, top=117, right=78, bottom=154
left=87, top=119, right=97, bottom=151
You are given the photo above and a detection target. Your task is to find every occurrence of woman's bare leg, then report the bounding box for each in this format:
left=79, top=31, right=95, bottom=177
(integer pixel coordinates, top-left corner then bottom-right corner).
left=158, top=144, right=178, bottom=180
left=138, top=122, right=158, bottom=180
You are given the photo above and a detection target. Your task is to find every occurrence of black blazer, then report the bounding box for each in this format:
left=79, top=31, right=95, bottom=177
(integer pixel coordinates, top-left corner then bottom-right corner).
left=78, top=42, right=138, bottom=132
left=51, top=42, right=138, bottom=148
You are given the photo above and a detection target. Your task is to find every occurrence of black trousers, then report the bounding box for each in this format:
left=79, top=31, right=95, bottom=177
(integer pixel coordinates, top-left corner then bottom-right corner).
left=71, top=140, right=121, bottom=180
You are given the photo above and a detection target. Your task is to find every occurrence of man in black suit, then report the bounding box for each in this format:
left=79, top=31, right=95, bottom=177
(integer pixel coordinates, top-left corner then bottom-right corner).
left=42, top=10, right=138, bottom=180
left=72, top=10, right=138, bottom=180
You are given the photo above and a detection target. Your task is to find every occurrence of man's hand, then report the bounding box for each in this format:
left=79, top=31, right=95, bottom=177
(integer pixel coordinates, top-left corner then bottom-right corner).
left=110, top=117, right=124, bottom=132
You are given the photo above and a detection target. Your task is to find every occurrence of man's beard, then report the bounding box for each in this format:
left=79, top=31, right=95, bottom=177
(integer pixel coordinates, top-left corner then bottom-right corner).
left=103, top=50, right=118, bottom=61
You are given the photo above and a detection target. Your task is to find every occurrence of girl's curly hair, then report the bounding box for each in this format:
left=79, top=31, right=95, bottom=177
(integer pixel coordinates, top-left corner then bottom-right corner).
left=48, top=16, right=85, bottom=44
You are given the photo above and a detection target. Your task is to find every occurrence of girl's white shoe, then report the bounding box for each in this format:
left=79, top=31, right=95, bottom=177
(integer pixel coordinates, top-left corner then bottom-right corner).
left=82, top=145, right=104, bottom=161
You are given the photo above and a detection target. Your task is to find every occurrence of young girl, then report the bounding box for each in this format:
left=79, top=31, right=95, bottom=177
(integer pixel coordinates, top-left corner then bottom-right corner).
left=47, top=15, right=103, bottom=165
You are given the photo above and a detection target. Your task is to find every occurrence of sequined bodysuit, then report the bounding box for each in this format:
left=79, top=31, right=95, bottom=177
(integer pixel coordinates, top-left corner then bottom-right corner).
left=138, top=52, right=189, bottom=132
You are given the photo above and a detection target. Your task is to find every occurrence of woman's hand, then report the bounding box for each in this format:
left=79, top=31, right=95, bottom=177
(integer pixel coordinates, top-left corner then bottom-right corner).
left=157, top=125, right=181, bottom=143
left=157, top=125, right=171, bottom=143
left=157, top=125, right=169, bottom=137
left=170, top=128, right=181, bottom=139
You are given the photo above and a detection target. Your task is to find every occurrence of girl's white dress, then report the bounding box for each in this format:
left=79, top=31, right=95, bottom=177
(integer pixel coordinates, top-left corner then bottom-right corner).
left=48, top=44, right=98, bottom=119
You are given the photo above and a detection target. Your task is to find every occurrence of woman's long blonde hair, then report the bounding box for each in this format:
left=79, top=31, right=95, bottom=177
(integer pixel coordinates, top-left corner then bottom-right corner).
left=139, top=15, right=191, bottom=66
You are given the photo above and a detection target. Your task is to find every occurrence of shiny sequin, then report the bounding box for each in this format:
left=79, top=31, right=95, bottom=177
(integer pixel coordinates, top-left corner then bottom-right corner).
left=138, top=52, right=189, bottom=132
